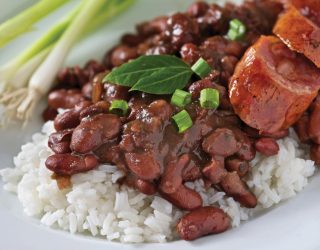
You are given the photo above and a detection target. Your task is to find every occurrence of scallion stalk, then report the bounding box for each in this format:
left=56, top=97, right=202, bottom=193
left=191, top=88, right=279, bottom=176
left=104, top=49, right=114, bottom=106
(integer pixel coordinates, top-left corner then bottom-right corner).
left=17, top=0, right=107, bottom=120
left=0, top=0, right=70, bottom=48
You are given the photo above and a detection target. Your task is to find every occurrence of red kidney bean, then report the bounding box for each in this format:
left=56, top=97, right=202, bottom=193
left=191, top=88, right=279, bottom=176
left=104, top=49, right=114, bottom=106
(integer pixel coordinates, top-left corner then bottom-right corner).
left=310, top=144, right=320, bottom=165
left=42, top=106, right=58, bottom=122
left=294, top=114, right=311, bottom=143
left=45, top=154, right=99, bottom=175
left=220, top=172, right=257, bottom=208
left=225, top=158, right=250, bottom=177
left=176, top=206, right=230, bottom=241
left=161, top=184, right=202, bottom=211
left=136, top=16, right=168, bottom=36
left=121, top=33, right=145, bottom=46
left=103, top=83, right=130, bottom=103
left=255, top=138, right=279, bottom=156
left=48, top=129, right=73, bottom=154
left=110, top=45, right=138, bottom=67
left=54, top=101, right=92, bottom=131
left=48, top=89, right=84, bottom=110
left=180, top=43, right=200, bottom=65
left=202, top=157, right=227, bottom=184
left=79, top=101, right=110, bottom=119
left=167, top=13, right=199, bottom=48
left=160, top=154, right=190, bottom=194
left=135, top=179, right=157, bottom=195
left=187, top=1, right=209, bottom=17
left=202, top=128, right=240, bottom=157
left=81, top=82, right=92, bottom=100
left=308, top=100, right=320, bottom=144
left=71, top=114, right=121, bottom=154
left=125, top=152, right=161, bottom=181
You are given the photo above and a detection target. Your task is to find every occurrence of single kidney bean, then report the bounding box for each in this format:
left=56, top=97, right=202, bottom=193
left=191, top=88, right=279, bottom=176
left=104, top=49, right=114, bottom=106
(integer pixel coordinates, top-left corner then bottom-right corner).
left=220, top=172, right=257, bottom=208
left=176, top=206, right=230, bottom=241
left=110, top=45, right=138, bottom=67
left=136, top=16, right=168, bottom=36
left=48, top=89, right=83, bottom=110
left=161, top=184, right=202, bottom=211
left=81, top=82, right=92, bottom=100
left=125, top=152, right=161, bottom=181
left=225, top=158, right=250, bottom=177
left=42, top=106, right=58, bottom=122
left=45, top=154, right=99, bottom=175
left=180, top=43, right=200, bottom=65
left=48, top=129, right=73, bottom=154
left=202, top=157, right=227, bottom=184
left=294, top=114, right=311, bottom=143
left=71, top=114, right=121, bottom=154
left=134, top=179, right=157, bottom=195
left=79, top=101, right=110, bottom=119
left=103, top=83, right=130, bottom=103
left=308, top=101, right=320, bottom=144
left=310, top=144, right=320, bottom=165
left=54, top=101, right=92, bottom=131
left=202, top=128, right=240, bottom=157
left=121, top=33, right=145, bottom=46
left=160, top=154, right=190, bottom=194
left=255, top=138, right=279, bottom=156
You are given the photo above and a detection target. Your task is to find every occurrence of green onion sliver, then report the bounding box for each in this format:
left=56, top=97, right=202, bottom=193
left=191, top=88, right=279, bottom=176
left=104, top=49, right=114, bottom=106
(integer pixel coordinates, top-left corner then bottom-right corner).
left=109, top=100, right=129, bottom=116
left=171, top=89, right=192, bottom=108
left=200, top=88, right=220, bottom=109
left=191, top=57, right=212, bottom=79
left=172, top=110, right=193, bottom=133
left=227, top=19, right=246, bottom=41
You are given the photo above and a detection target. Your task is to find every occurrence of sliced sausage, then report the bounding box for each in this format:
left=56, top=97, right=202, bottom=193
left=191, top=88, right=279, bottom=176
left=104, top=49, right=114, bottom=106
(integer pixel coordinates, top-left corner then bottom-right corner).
left=229, top=36, right=320, bottom=133
left=273, top=0, right=320, bottom=68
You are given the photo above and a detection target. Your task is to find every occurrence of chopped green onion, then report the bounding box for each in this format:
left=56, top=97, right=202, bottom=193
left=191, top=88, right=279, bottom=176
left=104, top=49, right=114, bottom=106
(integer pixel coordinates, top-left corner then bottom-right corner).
left=227, top=19, right=246, bottom=41
left=191, top=58, right=212, bottom=79
left=172, top=110, right=193, bottom=133
left=171, top=89, right=192, bottom=108
left=200, top=88, right=220, bottom=109
left=109, top=100, right=129, bottom=116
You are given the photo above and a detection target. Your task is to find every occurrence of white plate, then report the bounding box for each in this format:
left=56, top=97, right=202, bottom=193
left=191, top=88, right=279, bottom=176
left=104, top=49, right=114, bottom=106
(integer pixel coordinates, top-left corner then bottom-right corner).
left=1, top=1, right=320, bottom=249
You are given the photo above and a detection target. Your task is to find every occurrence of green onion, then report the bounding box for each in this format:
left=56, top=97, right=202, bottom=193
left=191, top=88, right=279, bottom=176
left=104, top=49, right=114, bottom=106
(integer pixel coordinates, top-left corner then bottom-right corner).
left=227, top=19, right=246, bottom=41
left=200, top=88, right=220, bottom=109
left=172, top=110, right=193, bottom=133
left=191, top=58, right=212, bottom=79
left=0, top=0, right=70, bottom=48
left=109, top=100, right=129, bottom=116
left=171, top=89, right=191, bottom=108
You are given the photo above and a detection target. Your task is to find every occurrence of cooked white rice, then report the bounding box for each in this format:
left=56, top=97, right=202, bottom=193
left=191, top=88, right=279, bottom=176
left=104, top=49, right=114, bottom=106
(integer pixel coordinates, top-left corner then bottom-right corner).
left=0, top=121, right=316, bottom=243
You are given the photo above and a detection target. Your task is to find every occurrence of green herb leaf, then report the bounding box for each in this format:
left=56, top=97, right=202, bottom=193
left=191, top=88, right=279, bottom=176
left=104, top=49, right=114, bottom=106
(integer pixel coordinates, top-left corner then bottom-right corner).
left=104, top=55, right=193, bottom=94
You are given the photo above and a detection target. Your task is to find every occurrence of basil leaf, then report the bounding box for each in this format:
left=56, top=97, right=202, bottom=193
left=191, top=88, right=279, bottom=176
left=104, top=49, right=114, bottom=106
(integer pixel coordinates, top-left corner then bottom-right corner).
left=130, top=67, right=193, bottom=94
left=104, top=55, right=193, bottom=94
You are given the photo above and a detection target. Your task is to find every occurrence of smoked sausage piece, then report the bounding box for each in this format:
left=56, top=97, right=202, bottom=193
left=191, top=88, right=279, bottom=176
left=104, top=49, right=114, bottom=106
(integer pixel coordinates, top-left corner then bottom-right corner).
left=229, top=36, right=320, bottom=134
left=273, top=0, right=320, bottom=68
